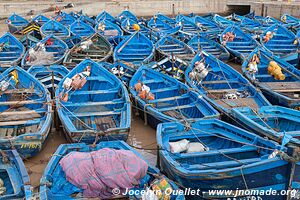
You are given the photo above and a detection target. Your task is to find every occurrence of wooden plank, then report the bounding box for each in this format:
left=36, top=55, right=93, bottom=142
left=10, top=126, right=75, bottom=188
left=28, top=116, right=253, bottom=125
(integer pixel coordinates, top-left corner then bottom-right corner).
left=207, top=88, right=238, bottom=93
left=0, top=110, right=44, bottom=116
left=202, top=80, right=238, bottom=84
left=158, top=104, right=195, bottom=112
left=0, top=119, right=41, bottom=126
left=0, top=100, right=43, bottom=105
left=72, top=111, right=121, bottom=117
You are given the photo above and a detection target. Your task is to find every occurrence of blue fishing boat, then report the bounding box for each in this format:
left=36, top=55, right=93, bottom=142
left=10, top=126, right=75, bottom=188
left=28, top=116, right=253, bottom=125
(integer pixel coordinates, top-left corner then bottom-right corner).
left=156, top=13, right=176, bottom=26
left=96, top=11, right=116, bottom=24
left=70, top=20, right=95, bottom=38
left=193, top=15, right=221, bottom=39
left=56, top=59, right=130, bottom=143
left=32, top=14, right=50, bottom=26
left=121, top=18, right=146, bottom=35
left=242, top=47, right=300, bottom=109
left=69, top=10, right=82, bottom=20
left=62, top=34, right=82, bottom=49
left=254, top=16, right=279, bottom=32
left=129, top=66, right=219, bottom=128
left=261, top=24, right=299, bottom=66
left=40, top=20, right=70, bottom=39
left=63, top=33, right=112, bottom=68
left=27, top=65, right=69, bottom=93
left=232, top=106, right=300, bottom=146
left=156, top=36, right=195, bottom=61
left=39, top=141, right=185, bottom=200
left=147, top=17, right=180, bottom=37
left=157, top=119, right=300, bottom=199
left=244, top=11, right=255, bottom=19
left=185, top=51, right=271, bottom=113
left=281, top=14, right=300, bottom=31
left=79, top=14, right=95, bottom=27
left=187, top=35, right=230, bottom=61
left=54, top=12, right=76, bottom=27
left=100, top=61, right=136, bottom=86
left=148, top=55, right=188, bottom=82
left=114, top=32, right=154, bottom=65
left=19, top=33, right=40, bottom=49
left=95, top=19, right=123, bottom=42
left=220, top=25, right=259, bottom=62
left=120, top=19, right=159, bottom=42
left=117, top=10, right=138, bottom=23
left=0, top=66, right=52, bottom=158
left=5, top=13, right=29, bottom=34
left=176, top=15, right=201, bottom=40
left=213, top=14, right=235, bottom=28
left=21, top=35, right=68, bottom=69
left=232, top=13, right=261, bottom=34
left=0, top=150, right=33, bottom=199
left=0, top=32, right=25, bottom=67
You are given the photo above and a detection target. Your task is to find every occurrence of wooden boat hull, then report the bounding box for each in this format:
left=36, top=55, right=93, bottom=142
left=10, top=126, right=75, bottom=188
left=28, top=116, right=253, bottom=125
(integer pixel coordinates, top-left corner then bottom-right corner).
left=54, top=12, right=76, bottom=27
left=156, top=36, right=195, bottom=62
left=0, top=150, right=33, bottom=199
left=62, top=35, right=82, bottom=49
left=187, top=35, right=230, bottom=61
left=260, top=24, right=299, bottom=67
left=113, top=32, right=154, bottom=66
left=0, top=32, right=25, bottom=67
left=6, top=14, right=29, bottom=34
left=232, top=106, right=300, bottom=146
left=117, top=10, right=138, bottom=24
left=0, top=66, right=52, bottom=158
left=27, top=65, right=69, bottom=94
left=148, top=17, right=180, bottom=37
left=21, top=35, right=69, bottom=69
left=185, top=51, right=271, bottom=113
left=70, top=20, right=95, bottom=38
left=220, top=25, right=259, bottom=63
left=40, top=20, right=70, bottom=40
left=95, top=19, right=123, bottom=43
left=96, top=11, right=116, bottom=24
left=157, top=119, right=300, bottom=200
left=19, top=33, right=40, bottom=49
left=147, top=55, right=188, bottom=82
left=39, top=141, right=185, bottom=200
left=63, top=33, right=112, bottom=69
left=32, top=14, right=50, bottom=26
left=100, top=61, right=136, bottom=86
left=242, top=47, right=300, bottom=109
left=129, top=66, right=219, bottom=128
left=56, top=59, right=131, bottom=143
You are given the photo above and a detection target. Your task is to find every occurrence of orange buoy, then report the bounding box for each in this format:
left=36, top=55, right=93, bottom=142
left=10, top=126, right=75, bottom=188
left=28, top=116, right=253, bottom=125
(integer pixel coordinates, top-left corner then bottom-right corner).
left=133, top=24, right=140, bottom=31
left=134, top=81, right=142, bottom=91
left=138, top=90, right=147, bottom=99
left=147, top=92, right=155, bottom=100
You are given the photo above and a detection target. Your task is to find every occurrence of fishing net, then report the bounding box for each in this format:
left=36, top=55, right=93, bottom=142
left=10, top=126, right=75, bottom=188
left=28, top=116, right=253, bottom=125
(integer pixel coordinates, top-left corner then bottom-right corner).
left=26, top=44, right=55, bottom=66
left=59, top=148, right=148, bottom=198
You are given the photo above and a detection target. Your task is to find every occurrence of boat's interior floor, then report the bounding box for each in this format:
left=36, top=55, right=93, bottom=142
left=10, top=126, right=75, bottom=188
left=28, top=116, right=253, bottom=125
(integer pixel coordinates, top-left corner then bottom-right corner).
left=215, top=98, right=259, bottom=109
left=206, top=89, right=259, bottom=109
left=260, top=82, right=300, bottom=98
left=0, top=107, right=41, bottom=137
left=72, top=105, right=117, bottom=131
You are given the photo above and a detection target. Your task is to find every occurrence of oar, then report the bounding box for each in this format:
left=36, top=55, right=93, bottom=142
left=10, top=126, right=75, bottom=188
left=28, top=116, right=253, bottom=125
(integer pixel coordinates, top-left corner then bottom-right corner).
left=117, top=31, right=138, bottom=53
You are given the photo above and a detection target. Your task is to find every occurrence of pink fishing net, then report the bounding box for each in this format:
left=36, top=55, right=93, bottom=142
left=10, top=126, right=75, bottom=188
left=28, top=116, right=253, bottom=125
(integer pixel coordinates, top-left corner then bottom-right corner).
left=59, top=148, right=148, bottom=198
